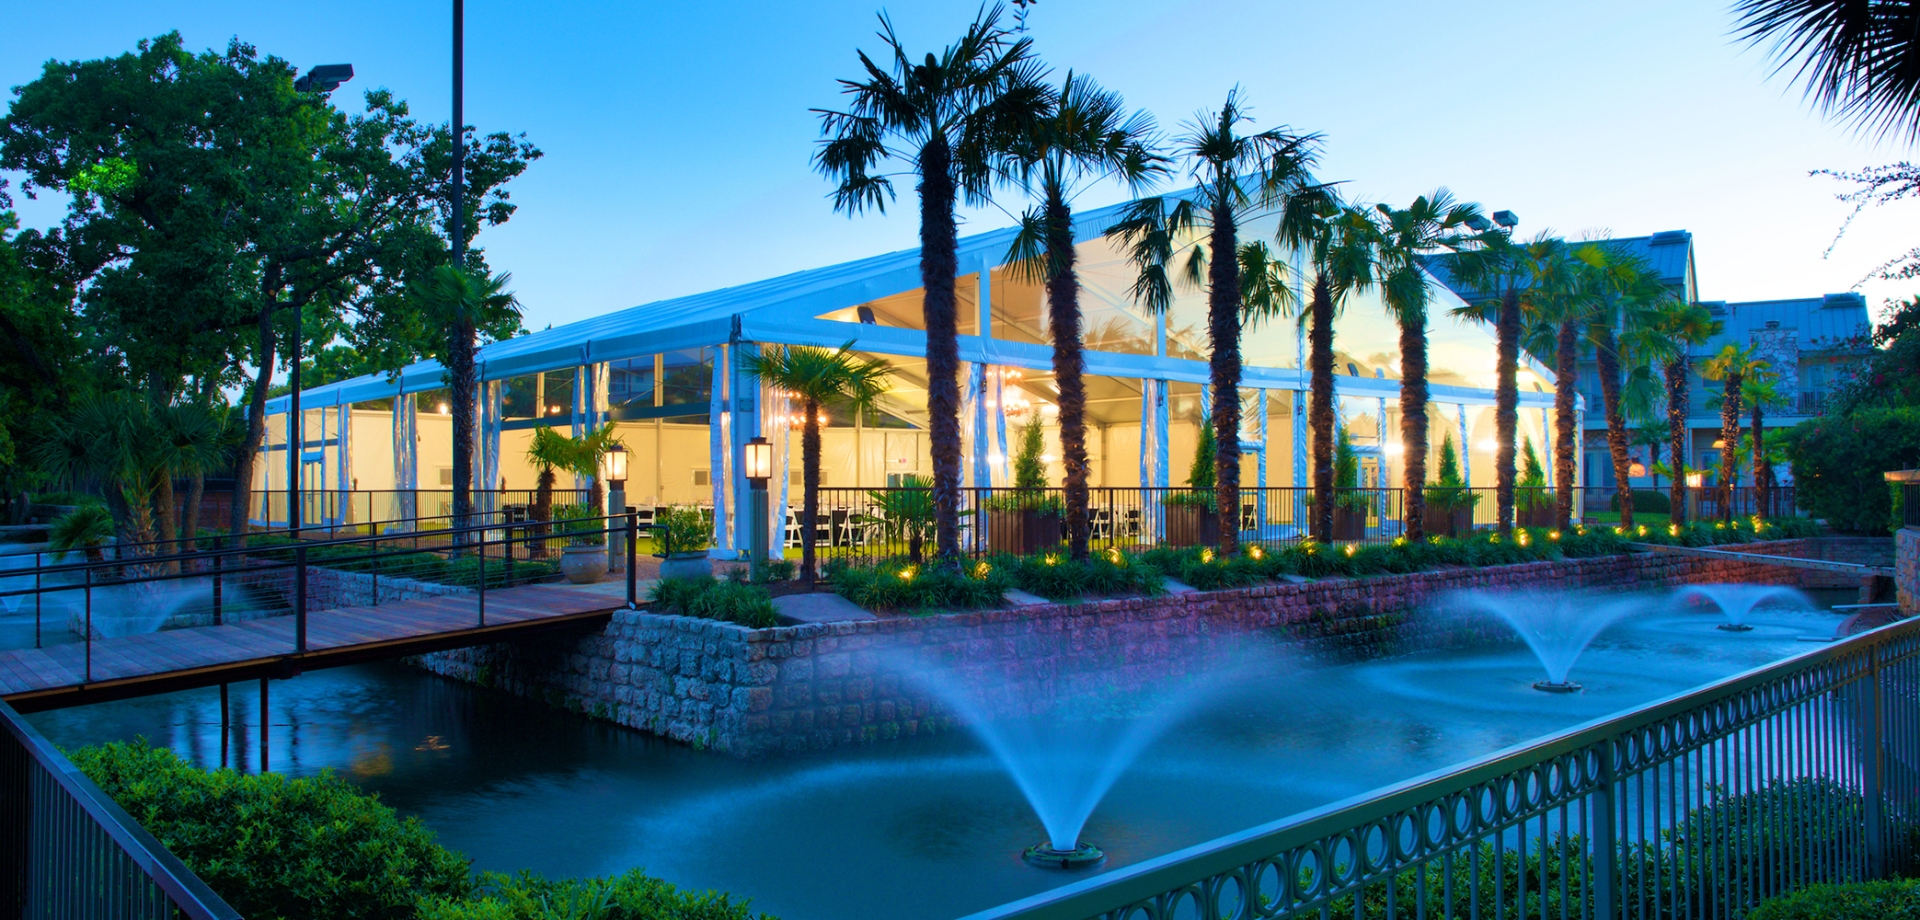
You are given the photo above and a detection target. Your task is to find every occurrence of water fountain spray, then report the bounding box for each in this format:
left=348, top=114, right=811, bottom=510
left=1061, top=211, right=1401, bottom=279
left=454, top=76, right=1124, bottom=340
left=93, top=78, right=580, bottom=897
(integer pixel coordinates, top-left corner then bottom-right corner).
left=1672, top=585, right=1809, bottom=632
left=1452, top=591, right=1648, bottom=693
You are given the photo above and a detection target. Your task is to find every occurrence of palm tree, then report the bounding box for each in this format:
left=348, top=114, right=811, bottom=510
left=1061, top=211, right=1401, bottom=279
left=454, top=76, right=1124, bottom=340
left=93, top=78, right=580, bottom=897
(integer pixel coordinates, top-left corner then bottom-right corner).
left=740, top=343, right=891, bottom=585
left=814, top=6, right=1049, bottom=565
left=1288, top=203, right=1376, bottom=543
left=1742, top=367, right=1787, bottom=517
left=999, top=72, right=1164, bottom=561
left=1497, top=237, right=1588, bottom=530
left=418, top=265, right=521, bottom=537
left=1570, top=242, right=1669, bottom=529
left=149, top=400, right=235, bottom=556
left=1370, top=192, right=1482, bottom=539
left=1642, top=298, right=1721, bottom=524
left=524, top=426, right=575, bottom=556
left=1733, top=0, right=1920, bottom=141
left=1108, top=96, right=1327, bottom=551
left=1699, top=344, right=1760, bottom=523
left=571, top=422, right=625, bottom=515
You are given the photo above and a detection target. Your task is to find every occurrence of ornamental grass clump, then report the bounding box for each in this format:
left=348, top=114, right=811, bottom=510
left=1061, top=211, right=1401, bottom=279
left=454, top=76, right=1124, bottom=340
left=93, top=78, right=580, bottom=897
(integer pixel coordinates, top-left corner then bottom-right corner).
left=648, top=576, right=779, bottom=628
left=1002, top=548, right=1165, bottom=601
left=827, top=558, right=1011, bottom=612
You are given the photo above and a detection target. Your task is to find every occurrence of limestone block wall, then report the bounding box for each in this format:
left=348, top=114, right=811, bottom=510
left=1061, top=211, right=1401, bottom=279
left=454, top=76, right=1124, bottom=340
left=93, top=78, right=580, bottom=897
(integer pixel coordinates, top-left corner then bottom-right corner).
left=414, top=539, right=1862, bottom=758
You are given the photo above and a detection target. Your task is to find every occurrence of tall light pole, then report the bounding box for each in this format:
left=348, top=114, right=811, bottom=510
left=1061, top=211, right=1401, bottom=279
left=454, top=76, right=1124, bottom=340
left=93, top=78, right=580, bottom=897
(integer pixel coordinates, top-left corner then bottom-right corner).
left=448, top=0, right=472, bottom=537
left=288, top=64, right=354, bottom=533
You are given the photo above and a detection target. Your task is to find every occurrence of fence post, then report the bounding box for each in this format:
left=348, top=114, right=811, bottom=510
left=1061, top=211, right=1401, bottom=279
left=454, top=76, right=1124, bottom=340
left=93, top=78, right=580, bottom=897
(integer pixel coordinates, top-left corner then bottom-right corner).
left=212, top=534, right=224, bottom=626
left=294, top=543, right=308, bottom=653
left=1592, top=739, right=1619, bottom=920
left=626, top=512, right=638, bottom=610
left=83, top=566, right=92, bottom=683
left=477, top=524, right=487, bottom=628
left=504, top=524, right=515, bottom=587
left=33, top=562, right=40, bottom=649
left=1864, top=643, right=1887, bottom=878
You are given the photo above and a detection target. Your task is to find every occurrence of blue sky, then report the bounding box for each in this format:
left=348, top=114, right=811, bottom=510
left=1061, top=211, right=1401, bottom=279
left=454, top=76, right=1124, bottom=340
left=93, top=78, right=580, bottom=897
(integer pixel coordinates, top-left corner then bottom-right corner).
left=5, top=1, right=1914, bottom=329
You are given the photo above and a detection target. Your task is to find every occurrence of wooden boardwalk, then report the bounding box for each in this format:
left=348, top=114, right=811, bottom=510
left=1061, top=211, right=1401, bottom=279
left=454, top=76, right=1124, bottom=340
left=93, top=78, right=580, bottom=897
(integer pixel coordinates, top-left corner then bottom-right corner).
left=0, top=583, right=624, bottom=712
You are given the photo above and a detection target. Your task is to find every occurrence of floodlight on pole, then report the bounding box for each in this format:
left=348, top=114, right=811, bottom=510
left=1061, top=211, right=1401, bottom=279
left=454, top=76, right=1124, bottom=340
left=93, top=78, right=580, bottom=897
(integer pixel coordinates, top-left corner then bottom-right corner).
left=294, top=64, right=355, bottom=93
left=285, top=60, right=354, bottom=535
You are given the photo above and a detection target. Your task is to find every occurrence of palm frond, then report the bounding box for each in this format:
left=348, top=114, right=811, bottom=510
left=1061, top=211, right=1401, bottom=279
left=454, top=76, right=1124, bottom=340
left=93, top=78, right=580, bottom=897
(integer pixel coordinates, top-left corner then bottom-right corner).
left=1733, top=0, right=1920, bottom=141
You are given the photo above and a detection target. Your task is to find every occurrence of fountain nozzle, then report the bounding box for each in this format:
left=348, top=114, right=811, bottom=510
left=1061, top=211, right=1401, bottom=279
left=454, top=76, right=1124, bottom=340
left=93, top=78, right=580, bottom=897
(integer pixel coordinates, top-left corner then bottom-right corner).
left=1715, top=623, right=1754, bottom=632
left=1023, top=841, right=1105, bottom=869
left=1532, top=680, right=1583, bottom=693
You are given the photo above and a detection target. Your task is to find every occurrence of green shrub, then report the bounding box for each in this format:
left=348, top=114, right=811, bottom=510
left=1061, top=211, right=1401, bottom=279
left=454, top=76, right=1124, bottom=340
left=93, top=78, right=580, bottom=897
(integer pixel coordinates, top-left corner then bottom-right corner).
left=418, top=869, right=767, bottom=920
left=1609, top=488, right=1671, bottom=514
left=553, top=504, right=607, bottom=547
left=654, top=505, right=711, bottom=554
left=648, top=576, right=779, bottom=628
left=827, top=557, right=1010, bottom=612
left=1001, top=548, right=1165, bottom=601
left=1424, top=434, right=1481, bottom=512
left=1749, top=880, right=1920, bottom=920
left=1778, top=407, right=1920, bottom=534
left=49, top=503, right=115, bottom=560
left=69, top=740, right=473, bottom=920
left=1166, top=417, right=1216, bottom=509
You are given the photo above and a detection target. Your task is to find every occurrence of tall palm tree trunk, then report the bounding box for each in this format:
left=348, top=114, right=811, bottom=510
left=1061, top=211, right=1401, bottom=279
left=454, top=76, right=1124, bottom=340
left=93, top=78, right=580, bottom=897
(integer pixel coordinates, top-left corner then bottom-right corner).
left=1309, top=275, right=1336, bottom=543
left=1751, top=402, right=1769, bottom=519
left=531, top=467, right=554, bottom=558
left=801, top=399, right=823, bottom=586
left=918, top=135, right=963, bottom=565
left=1665, top=357, right=1689, bottom=525
left=1594, top=327, right=1635, bottom=528
left=1205, top=202, right=1242, bottom=554
left=449, top=317, right=478, bottom=542
left=1718, top=376, right=1742, bottom=523
left=182, top=473, right=204, bottom=555
left=1494, top=287, right=1521, bottom=535
left=1398, top=313, right=1429, bottom=542
left=1044, top=193, right=1091, bottom=560
left=1553, top=321, right=1580, bottom=530
left=154, top=473, right=179, bottom=570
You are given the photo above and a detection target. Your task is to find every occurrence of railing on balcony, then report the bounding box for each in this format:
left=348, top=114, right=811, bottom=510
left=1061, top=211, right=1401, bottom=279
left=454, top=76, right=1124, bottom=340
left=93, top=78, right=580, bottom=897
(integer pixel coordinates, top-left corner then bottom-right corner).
left=0, top=700, right=241, bottom=919
left=965, top=615, right=1920, bottom=920
left=1797, top=389, right=1828, bottom=415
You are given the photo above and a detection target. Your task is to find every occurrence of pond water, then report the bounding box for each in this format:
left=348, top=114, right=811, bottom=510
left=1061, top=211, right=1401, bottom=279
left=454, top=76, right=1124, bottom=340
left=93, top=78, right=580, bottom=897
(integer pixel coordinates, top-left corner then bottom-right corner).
left=26, top=589, right=1858, bottom=920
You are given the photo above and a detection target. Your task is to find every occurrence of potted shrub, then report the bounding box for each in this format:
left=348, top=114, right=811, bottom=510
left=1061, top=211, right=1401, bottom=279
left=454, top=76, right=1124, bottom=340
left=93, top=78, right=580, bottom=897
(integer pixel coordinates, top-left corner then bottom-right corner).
left=1517, top=437, right=1555, bottom=527
left=552, top=503, right=609, bottom=584
left=656, top=505, right=713, bottom=581
left=869, top=474, right=934, bottom=563
left=1325, top=430, right=1372, bottom=541
left=986, top=419, right=1063, bottom=555
left=1422, top=434, right=1479, bottom=537
left=1163, top=419, right=1219, bottom=547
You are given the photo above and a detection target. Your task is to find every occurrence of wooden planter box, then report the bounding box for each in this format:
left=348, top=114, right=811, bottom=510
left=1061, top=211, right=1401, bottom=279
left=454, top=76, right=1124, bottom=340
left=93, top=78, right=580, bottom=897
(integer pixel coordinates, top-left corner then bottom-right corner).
left=1519, top=505, right=1556, bottom=528
left=988, top=510, right=1063, bottom=555
left=1331, top=506, right=1368, bottom=541
left=1162, top=504, right=1220, bottom=547
left=1422, top=506, right=1475, bottom=538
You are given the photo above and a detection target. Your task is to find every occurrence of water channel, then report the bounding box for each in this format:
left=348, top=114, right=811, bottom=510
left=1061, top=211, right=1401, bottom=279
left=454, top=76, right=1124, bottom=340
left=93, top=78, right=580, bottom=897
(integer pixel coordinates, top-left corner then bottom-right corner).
left=24, top=590, right=1857, bottom=920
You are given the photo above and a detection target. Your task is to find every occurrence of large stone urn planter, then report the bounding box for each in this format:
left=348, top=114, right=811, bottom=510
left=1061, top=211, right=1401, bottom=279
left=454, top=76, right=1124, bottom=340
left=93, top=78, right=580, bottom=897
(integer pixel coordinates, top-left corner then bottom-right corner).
left=1162, top=503, right=1220, bottom=548
left=988, top=510, right=1063, bottom=555
left=1421, top=506, right=1475, bottom=538
left=659, top=550, right=713, bottom=581
left=559, top=544, right=609, bottom=584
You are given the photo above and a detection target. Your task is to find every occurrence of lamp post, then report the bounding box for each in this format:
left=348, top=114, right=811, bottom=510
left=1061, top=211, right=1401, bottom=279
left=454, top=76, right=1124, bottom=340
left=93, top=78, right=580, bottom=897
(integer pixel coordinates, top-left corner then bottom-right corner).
left=1685, top=470, right=1704, bottom=522
left=743, top=436, right=772, bottom=583
left=606, top=444, right=628, bottom=572
left=287, top=64, right=355, bottom=534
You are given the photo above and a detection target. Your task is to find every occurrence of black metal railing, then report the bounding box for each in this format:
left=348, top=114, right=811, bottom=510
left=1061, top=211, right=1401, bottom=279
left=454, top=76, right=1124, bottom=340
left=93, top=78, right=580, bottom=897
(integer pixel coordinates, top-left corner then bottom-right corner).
left=249, top=488, right=593, bottom=534
left=0, top=699, right=240, bottom=918
left=0, top=510, right=641, bottom=661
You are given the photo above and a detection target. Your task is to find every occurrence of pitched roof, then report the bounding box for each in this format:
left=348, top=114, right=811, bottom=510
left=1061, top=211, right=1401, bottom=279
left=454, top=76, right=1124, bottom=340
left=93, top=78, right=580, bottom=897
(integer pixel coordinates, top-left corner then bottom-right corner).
left=1422, top=230, right=1696, bottom=304
left=1697, top=292, right=1872, bottom=354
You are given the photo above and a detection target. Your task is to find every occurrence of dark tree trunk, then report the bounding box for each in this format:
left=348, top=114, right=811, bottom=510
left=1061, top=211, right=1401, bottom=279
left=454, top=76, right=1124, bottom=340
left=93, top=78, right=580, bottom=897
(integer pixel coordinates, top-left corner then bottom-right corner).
left=1398, top=308, right=1429, bottom=542
left=918, top=135, right=963, bottom=565
left=1043, top=192, right=1091, bottom=560
left=182, top=473, right=204, bottom=555
left=1594, top=326, right=1634, bottom=528
left=1309, top=275, right=1336, bottom=543
left=1665, top=356, right=1689, bottom=525
left=1205, top=199, right=1242, bottom=554
left=448, top=316, right=478, bottom=541
left=229, top=296, right=281, bottom=548
left=801, top=398, right=822, bottom=586
left=530, top=467, right=554, bottom=557
left=1751, top=403, right=1770, bottom=518
left=1719, top=375, right=1742, bottom=522
left=1494, top=287, right=1521, bottom=535
left=154, top=473, right=179, bottom=571
left=1553, top=321, right=1580, bottom=530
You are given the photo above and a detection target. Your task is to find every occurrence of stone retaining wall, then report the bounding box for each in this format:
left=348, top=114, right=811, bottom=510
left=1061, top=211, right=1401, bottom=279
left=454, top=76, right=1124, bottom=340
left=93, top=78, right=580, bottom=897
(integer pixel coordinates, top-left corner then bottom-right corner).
left=415, top=538, right=1879, bottom=757
left=1898, top=528, right=1919, bottom=616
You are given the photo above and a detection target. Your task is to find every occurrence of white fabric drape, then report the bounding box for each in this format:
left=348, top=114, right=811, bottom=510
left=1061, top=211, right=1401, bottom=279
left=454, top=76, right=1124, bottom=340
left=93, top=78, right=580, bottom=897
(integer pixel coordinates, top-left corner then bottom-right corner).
left=392, top=397, right=418, bottom=531
left=709, top=346, right=731, bottom=552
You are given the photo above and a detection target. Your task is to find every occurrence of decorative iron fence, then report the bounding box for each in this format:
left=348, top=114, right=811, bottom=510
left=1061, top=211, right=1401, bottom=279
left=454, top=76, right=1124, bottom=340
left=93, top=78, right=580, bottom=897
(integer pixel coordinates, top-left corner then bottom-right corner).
left=962, top=616, right=1920, bottom=920
left=250, top=488, right=592, bottom=533
left=0, top=699, right=241, bottom=919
